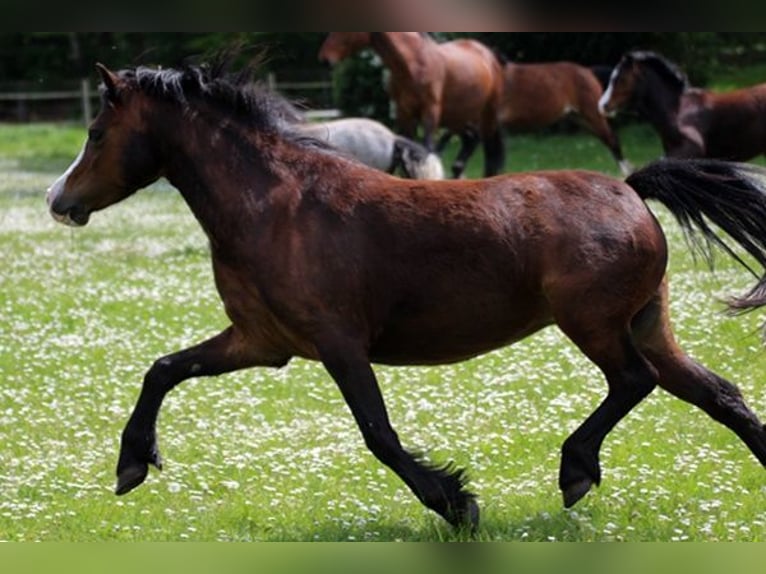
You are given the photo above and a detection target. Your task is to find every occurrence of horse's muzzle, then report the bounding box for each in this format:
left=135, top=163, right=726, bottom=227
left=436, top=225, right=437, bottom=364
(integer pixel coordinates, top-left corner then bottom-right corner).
left=47, top=189, right=90, bottom=227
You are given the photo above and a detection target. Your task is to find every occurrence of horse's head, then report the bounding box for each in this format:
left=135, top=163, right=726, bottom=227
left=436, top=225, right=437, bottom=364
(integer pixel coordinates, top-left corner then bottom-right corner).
left=47, top=64, right=163, bottom=226
left=598, top=54, right=640, bottom=117
left=318, top=32, right=371, bottom=65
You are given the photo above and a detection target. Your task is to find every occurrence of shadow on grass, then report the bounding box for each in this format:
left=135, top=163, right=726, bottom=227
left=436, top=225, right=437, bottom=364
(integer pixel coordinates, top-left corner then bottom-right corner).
left=231, top=506, right=594, bottom=542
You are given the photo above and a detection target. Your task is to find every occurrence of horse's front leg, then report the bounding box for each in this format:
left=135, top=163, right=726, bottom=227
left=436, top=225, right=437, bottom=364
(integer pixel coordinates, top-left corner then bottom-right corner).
left=317, top=332, right=479, bottom=531
left=421, top=104, right=441, bottom=153
left=115, top=326, right=287, bottom=495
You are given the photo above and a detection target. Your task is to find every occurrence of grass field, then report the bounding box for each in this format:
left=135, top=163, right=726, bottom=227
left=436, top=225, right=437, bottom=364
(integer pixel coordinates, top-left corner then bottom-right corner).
left=2, top=118, right=766, bottom=542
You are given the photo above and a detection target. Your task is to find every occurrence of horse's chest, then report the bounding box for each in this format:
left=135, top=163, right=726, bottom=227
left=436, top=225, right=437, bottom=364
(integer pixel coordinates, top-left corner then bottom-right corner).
left=212, top=259, right=319, bottom=359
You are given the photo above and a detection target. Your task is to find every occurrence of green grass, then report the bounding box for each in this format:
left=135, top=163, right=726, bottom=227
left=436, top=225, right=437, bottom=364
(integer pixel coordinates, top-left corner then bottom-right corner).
left=708, top=62, right=766, bottom=93
left=2, top=120, right=766, bottom=542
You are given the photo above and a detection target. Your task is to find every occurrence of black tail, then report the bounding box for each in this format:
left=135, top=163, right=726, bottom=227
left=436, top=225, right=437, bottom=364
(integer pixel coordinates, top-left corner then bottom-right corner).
left=392, top=137, right=444, bottom=180
left=627, top=158, right=766, bottom=313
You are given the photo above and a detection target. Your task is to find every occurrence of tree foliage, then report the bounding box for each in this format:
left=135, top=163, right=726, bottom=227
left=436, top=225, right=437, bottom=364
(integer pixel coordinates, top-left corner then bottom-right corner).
left=2, top=33, right=766, bottom=121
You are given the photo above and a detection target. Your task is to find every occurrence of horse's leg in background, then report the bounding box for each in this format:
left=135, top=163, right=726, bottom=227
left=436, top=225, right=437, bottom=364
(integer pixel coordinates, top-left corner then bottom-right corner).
left=578, top=108, right=632, bottom=176
left=451, top=128, right=480, bottom=178
left=634, top=284, right=766, bottom=470
left=396, top=109, right=419, bottom=142
left=479, top=98, right=505, bottom=176
left=115, top=326, right=285, bottom=495
left=421, top=103, right=442, bottom=153
left=435, top=130, right=454, bottom=154
left=481, top=127, right=506, bottom=177
left=317, top=332, right=479, bottom=530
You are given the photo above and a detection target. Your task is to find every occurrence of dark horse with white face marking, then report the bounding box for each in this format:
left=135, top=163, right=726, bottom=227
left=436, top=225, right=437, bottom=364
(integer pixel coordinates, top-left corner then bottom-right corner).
left=48, top=61, right=766, bottom=532
left=599, top=50, right=766, bottom=160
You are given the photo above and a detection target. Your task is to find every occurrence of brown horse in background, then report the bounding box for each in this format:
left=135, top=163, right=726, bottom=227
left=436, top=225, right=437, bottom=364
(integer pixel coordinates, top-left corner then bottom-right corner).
left=436, top=59, right=630, bottom=175
left=500, top=61, right=629, bottom=174
left=599, top=50, right=766, bottom=161
left=47, top=60, right=766, bottom=532
left=319, top=32, right=505, bottom=178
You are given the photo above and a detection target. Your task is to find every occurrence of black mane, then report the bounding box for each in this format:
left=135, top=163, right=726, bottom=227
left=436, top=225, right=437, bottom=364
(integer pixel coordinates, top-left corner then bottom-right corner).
left=113, top=62, right=331, bottom=151
left=625, top=50, right=689, bottom=92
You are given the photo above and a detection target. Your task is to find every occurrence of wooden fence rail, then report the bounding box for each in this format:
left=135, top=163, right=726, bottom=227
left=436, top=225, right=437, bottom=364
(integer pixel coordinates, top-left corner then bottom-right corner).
left=0, top=75, right=339, bottom=125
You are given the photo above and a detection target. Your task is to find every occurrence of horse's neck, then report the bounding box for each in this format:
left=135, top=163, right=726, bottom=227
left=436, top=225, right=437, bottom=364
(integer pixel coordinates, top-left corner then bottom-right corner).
left=371, top=33, right=429, bottom=80
left=637, top=70, right=688, bottom=144
left=157, top=107, right=278, bottom=245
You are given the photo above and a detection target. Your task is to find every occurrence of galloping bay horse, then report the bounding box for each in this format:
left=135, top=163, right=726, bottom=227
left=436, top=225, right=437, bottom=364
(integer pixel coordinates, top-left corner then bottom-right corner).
left=47, top=61, right=766, bottom=531
left=599, top=50, right=766, bottom=161
left=319, top=32, right=505, bottom=179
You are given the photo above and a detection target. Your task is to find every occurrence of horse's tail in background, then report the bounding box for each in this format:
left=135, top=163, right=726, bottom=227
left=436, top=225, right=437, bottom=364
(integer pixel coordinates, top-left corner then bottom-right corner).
left=627, top=158, right=766, bottom=315
left=392, top=137, right=445, bottom=180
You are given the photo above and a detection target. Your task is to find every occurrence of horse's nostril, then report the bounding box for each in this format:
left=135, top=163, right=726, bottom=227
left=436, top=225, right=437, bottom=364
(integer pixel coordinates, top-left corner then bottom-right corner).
left=47, top=194, right=90, bottom=227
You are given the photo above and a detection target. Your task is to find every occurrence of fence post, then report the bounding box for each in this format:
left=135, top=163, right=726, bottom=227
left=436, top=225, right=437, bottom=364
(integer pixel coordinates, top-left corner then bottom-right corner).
left=80, top=78, right=92, bottom=127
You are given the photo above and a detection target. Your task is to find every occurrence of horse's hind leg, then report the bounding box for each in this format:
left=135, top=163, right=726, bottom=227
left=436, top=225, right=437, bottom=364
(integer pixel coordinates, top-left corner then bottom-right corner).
left=635, top=283, right=766, bottom=468
left=481, top=127, right=506, bottom=177
left=317, top=333, right=478, bottom=530
left=451, top=129, right=480, bottom=179
left=554, top=319, right=659, bottom=507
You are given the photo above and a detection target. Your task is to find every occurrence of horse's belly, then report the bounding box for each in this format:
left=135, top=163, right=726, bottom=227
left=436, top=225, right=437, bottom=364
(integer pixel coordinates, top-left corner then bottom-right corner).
left=368, top=298, right=551, bottom=366
left=440, top=102, right=486, bottom=130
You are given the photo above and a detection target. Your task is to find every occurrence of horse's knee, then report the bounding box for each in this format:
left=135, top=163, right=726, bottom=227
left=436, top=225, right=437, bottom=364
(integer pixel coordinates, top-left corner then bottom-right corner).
left=143, top=356, right=186, bottom=393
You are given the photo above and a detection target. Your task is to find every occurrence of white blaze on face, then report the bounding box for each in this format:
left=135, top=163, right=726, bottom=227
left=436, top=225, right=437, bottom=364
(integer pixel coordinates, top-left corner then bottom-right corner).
left=46, top=142, right=86, bottom=217
left=598, top=68, right=619, bottom=116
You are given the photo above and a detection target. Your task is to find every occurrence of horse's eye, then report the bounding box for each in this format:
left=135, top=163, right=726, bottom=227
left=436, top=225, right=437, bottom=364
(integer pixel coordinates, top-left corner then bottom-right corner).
left=88, top=128, right=104, bottom=144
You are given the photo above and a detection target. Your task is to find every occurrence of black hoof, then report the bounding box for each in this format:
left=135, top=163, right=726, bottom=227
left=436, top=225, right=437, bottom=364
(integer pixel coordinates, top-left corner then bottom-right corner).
left=446, top=497, right=480, bottom=533
left=115, top=463, right=149, bottom=495
left=562, top=478, right=594, bottom=508
left=462, top=498, right=480, bottom=533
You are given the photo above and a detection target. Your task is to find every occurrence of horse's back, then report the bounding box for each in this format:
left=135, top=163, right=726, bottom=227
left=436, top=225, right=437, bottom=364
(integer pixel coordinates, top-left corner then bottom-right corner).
left=440, top=38, right=498, bottom=66
left=684, top=84, right=766, bottom=159
left=501, top=62, right=603, bottom=128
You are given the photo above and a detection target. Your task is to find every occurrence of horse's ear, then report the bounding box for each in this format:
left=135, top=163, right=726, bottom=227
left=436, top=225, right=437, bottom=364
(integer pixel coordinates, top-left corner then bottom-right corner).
left=95, top=63, right=120, bottom=104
